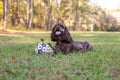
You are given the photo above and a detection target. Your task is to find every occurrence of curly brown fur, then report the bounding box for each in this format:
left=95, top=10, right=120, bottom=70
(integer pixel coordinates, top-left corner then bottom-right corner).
left=51, top=23, right=93, bottom=54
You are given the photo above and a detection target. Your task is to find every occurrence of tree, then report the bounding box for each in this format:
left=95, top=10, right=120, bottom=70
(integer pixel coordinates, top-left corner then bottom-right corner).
left=27, top=0, right=33, bottom=29
left=59, top=0, right=89, bottom=30
left=4, top=0, right=8, bottom=29
left=0, top=0, right=119, bottom=31
left=0, top=0, right=3, bottom=20
left=43, top=0, right=53, bottom=30
left=9, top=0, right=15, bottom=26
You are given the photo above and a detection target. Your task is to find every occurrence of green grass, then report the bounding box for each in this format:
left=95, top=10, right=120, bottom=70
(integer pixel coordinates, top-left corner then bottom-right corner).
left=0, top=32, right=120, bottom=80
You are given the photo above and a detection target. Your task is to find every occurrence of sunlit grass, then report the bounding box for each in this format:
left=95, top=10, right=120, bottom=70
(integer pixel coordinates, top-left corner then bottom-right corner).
left=0, top=32, right=120, bottom=80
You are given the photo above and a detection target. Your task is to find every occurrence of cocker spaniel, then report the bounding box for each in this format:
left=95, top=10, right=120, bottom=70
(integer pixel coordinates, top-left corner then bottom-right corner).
left=51, top=23, right=93, bottom=54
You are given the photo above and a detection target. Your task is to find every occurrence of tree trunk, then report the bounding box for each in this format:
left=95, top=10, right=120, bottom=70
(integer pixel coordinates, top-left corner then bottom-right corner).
left=90, top=15, right=94, bottom=31
left=4, top=0, right=8, bottom=29
left=15, top=0, right=19, bottom=26
left=27, top=0, right=32, bottom=29
left=46, top=6, right=52, bottom=31
left=10, top=0, right=15, bottom=26
left=2, top=0, right=5, bottom=21
left=74, top=7, right=79, bottom=31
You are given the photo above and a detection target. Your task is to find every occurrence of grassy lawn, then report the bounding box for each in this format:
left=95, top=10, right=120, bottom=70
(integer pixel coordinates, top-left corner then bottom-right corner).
left=0, top=32, right=120, bottom=80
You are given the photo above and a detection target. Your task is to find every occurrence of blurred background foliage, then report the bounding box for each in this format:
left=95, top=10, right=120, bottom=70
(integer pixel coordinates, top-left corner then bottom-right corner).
left=0, top=0, right=120, bottom=31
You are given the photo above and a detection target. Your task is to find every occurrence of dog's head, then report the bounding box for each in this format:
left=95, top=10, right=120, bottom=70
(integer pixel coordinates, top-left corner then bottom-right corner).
left=51, top=23, right=73, bottom=43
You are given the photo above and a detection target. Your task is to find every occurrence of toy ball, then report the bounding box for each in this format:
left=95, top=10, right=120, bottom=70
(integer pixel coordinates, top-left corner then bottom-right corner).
left=35, top=42, right=53, bottom=54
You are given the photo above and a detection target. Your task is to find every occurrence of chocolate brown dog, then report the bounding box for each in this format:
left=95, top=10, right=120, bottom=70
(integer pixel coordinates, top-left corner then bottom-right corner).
left=51, top=23, right=93, bottom=54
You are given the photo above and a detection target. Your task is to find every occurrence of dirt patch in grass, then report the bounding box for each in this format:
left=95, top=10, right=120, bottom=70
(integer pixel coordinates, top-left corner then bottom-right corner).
left=109, top=67, right=120, bottom=80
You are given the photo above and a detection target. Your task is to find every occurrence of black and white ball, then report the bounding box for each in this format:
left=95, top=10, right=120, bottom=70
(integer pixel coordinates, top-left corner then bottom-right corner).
left=35, top=42, right=53, bottom=54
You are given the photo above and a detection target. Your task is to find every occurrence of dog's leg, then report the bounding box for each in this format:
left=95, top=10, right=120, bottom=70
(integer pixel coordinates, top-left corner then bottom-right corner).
left=84, top=41, right=93, bottom=51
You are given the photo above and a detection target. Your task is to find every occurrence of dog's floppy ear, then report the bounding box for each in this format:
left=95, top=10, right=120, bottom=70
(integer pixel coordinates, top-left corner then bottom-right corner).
left=51, top=25, right=58, bottom=42
left=60, top=25, right=73, bottom=43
